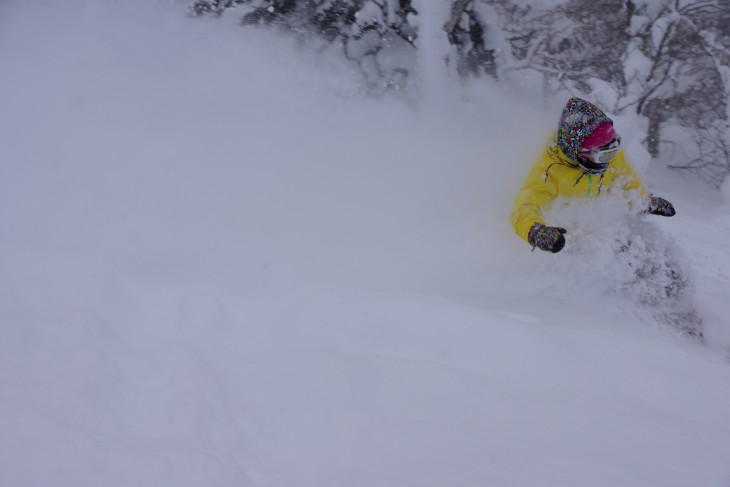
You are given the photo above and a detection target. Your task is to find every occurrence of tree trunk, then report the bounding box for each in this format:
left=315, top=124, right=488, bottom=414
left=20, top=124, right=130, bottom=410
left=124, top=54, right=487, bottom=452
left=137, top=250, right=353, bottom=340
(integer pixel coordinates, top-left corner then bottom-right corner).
left=644, top=98, right=663, bottom=158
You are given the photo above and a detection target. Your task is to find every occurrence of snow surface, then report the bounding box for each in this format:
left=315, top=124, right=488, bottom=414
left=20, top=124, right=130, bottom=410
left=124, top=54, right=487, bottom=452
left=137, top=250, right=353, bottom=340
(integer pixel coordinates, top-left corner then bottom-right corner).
left=1, top=1, right=730, bottom=486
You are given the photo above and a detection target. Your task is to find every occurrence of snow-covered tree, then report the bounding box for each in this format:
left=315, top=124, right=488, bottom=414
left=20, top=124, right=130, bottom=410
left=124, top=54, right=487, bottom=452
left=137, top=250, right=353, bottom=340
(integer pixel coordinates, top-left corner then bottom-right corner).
left=190, top=0, right=730, bottom=187
left=628, top=0, right=730, bottom=186
left=191, top=0, right=420, bottom=92
left=190, top=0, right=499, bottom=93
left=444, top=0, right=497, bottom=78
left=486, top=0, right=730, bottom=186
left=497, top=0, right=631, bottom=94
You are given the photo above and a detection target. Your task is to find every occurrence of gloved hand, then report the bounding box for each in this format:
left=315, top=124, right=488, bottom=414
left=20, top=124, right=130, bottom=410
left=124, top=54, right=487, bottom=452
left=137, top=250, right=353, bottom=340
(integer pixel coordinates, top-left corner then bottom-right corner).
left=647, top=195, right=676, bottom=217
left=528, top=222, right=567, bottom=253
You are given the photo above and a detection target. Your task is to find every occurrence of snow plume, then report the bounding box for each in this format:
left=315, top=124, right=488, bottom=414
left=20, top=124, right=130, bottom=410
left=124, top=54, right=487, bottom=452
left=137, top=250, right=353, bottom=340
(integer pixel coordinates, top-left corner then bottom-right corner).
left=2, top=1, right=730, bottom=486
left=544, top=193, right=699, bottom=333
left=0, top=0, right=553, bottom=295
left=412, top=0, right=452, bottom=108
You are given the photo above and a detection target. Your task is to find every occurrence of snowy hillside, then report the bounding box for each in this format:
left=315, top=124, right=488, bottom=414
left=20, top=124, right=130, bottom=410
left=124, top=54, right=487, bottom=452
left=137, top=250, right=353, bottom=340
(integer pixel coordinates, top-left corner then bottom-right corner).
left=1, top=1, right=730, bottom=486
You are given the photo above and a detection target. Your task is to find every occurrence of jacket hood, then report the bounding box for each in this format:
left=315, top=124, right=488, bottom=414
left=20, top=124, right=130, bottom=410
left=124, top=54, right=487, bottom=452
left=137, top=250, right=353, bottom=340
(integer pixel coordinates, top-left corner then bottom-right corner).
left=557, top=97, right=613, bottom=163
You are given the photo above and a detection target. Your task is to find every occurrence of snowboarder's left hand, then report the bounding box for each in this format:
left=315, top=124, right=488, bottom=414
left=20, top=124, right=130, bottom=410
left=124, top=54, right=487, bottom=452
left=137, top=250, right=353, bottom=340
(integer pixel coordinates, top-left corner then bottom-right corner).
left=647, top=195, right=676, bottom=217
left=528, top=222, right=567, bottom=253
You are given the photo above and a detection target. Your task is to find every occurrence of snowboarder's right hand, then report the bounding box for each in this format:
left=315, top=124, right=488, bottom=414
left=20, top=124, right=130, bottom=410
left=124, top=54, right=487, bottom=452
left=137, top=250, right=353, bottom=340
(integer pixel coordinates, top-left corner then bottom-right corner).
left=528, top=222, right=567, bottom=253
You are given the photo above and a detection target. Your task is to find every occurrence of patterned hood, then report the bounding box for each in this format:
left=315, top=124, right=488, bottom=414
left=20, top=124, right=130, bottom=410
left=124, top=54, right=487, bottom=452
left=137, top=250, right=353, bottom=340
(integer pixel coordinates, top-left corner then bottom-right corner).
left=557, top=97, right=613, bottom=164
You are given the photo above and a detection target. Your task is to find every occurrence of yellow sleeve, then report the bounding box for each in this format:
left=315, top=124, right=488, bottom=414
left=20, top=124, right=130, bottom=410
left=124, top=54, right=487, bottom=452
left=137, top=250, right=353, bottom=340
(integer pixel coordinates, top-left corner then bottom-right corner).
left=611, top=150, right=648, bottom=197
left=510, top=155, right=559, bottom=243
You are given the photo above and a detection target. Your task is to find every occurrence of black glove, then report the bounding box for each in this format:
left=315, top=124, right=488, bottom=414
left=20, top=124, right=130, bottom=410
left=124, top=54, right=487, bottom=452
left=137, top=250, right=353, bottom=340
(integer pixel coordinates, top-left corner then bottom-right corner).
left=647, top=195, right=676, bottom=217
left=528, top=222, right=567, bottom=253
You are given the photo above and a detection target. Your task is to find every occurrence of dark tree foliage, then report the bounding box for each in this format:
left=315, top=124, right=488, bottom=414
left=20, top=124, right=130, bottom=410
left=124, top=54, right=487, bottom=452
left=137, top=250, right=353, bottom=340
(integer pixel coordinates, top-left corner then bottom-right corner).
left=191, top=0, right=247, bottom=16
left=191, top=0, right=497, bottom=92
left=445, top=0, right=497, bottom=78
left=191, top=0, right=421, bottom=92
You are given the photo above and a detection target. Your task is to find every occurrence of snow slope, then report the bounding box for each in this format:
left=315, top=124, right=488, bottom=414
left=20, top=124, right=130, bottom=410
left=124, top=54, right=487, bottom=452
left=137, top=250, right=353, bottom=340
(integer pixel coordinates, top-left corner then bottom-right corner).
left=1, top=1, right=729, bottom=486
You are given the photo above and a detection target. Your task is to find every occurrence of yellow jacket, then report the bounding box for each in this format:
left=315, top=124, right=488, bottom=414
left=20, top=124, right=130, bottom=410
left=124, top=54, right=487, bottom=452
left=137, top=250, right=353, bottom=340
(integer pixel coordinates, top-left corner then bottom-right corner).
left=510, top=143, right=647, bottom=242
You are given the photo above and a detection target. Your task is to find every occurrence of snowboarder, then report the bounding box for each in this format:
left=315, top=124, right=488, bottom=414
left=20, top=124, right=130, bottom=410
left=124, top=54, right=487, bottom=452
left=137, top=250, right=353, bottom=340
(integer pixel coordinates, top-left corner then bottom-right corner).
left=510, top=97, right=676, bottom=253
left=510, top=97, right=703, bottom=340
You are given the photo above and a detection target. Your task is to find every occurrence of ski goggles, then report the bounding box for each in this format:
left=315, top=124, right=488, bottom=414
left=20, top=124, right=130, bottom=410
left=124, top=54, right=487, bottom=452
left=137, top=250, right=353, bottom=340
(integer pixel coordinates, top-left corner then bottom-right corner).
left=577, top=136, right=622, bottom=174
